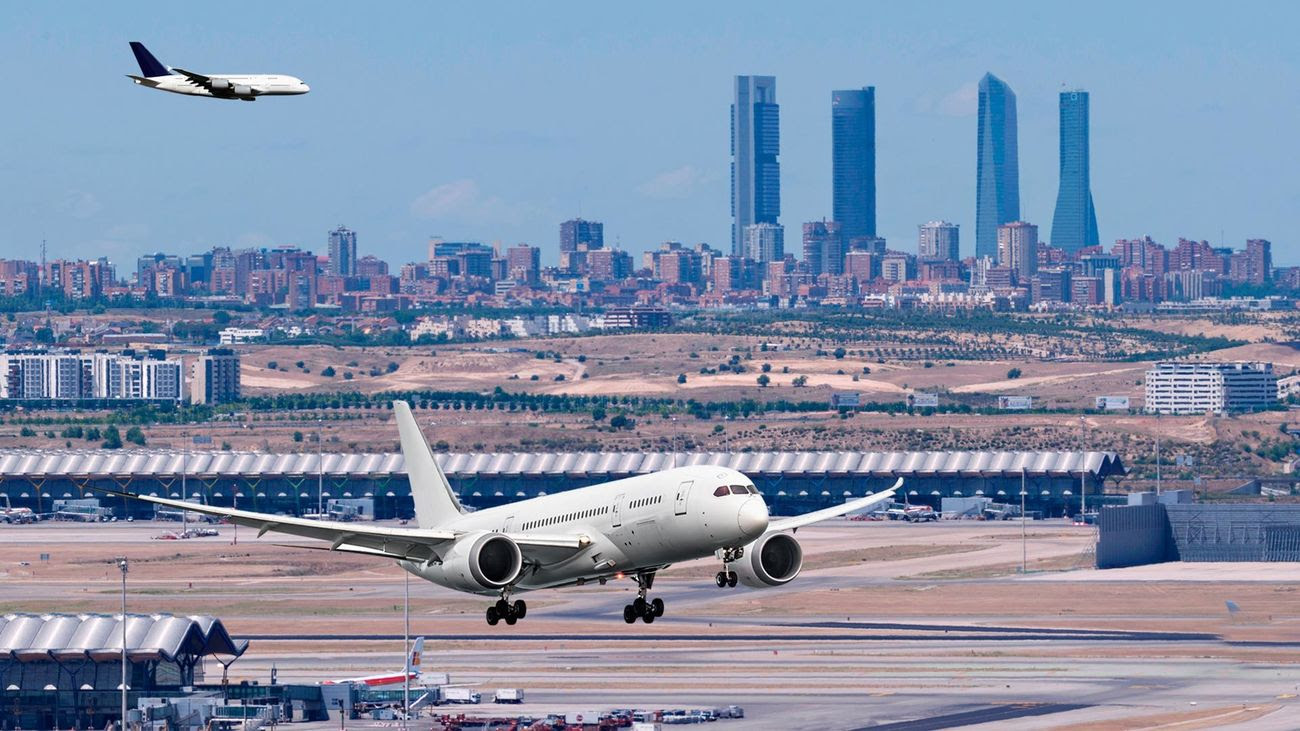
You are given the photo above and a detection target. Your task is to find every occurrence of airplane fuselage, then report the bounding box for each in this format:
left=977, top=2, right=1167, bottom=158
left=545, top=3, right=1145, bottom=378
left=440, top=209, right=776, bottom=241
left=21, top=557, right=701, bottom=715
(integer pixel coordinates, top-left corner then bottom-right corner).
left=402, top=465, right=768, bottom=595
left=130, top=73, right=309, bottom=100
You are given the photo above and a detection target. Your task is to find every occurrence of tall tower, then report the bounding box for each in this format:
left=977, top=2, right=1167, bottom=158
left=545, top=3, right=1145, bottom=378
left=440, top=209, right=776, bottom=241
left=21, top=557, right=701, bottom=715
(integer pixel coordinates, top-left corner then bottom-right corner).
left=1050, top=90, right=1099, bottom=253
left=327, top=226, right=357, bottom=277
left=732, top=75, right=780, bottom=256
left=919, top=221, right=960, bottom=261
left=831, top=87, right=876, bottom=243
left=975, top=73, right=1020, bottom=260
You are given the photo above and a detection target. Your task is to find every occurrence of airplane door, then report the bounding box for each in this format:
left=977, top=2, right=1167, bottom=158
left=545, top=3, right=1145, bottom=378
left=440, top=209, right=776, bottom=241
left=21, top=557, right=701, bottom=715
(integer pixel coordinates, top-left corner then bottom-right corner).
left=674, top=481, right=693, bottom=516
left=612, top=494, right=623, bottom=527
left=503, top=516, right=515, bottom=532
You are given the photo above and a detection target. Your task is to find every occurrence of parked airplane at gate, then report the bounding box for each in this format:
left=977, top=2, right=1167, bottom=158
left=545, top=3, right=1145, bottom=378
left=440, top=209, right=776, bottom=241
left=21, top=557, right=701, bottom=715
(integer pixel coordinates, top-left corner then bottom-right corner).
left=100, top=401, right=899, bottom=626
left=323, top=637, right=426, bottom=689
left=125, top=42, right=309, bottom=101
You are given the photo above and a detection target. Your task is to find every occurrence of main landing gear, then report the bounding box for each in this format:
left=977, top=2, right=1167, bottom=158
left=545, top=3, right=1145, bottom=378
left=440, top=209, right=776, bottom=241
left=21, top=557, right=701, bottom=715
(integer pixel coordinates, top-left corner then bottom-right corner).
left=623, top=572, right=664, bottom=624
left=715, top=546, right=741, bottom=588
left=485, top=596, right=526, bottom=626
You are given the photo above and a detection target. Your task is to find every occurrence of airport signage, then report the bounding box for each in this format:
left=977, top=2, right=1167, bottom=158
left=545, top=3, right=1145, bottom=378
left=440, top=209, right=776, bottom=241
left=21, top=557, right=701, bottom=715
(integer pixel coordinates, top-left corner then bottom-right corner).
left=911, top=392, right=939, bottom=408
left=997, top=396, right=1034, bottom=410
left=1095, top=396, right=1130, bottom=411
left=830, top=392, right=862, bottom=409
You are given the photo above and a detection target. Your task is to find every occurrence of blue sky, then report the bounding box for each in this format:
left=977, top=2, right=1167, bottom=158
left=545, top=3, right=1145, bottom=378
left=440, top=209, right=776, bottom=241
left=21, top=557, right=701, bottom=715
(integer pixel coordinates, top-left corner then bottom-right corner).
left=2, top=1, right=1297, bottom=268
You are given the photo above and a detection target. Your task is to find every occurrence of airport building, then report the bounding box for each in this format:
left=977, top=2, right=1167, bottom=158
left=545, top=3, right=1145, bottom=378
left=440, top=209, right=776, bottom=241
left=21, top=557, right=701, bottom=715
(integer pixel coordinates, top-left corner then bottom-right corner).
left=0, top=349, right=183, bottom=403
left=1098, top=501, right=1300, bottom=568
left=1143, top=361, right=1279, bottom=414
left=0, top=613, right=318, bottom=728
left=0, top=449, right=1125, bottom=519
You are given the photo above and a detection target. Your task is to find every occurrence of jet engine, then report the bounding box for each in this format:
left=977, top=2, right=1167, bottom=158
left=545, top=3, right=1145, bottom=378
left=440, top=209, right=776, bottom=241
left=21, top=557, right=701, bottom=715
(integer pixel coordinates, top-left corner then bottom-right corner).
left=209, top=78, right=232, bottom=91
left=438, top=531, right=523, bottom=593
left=733, top=531, right=803, bottom=588
left=232, top=84, right=253, bottom=97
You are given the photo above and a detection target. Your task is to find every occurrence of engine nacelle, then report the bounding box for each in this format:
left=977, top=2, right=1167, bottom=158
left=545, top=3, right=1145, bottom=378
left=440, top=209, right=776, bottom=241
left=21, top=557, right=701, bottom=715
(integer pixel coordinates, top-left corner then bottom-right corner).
left=232, top=84, right=253, bottom=97
left=209, top=78, right=232, bottom=92
left=438, top=531, right=523, bottom=593
left=734, top=532, right=803, bottom=588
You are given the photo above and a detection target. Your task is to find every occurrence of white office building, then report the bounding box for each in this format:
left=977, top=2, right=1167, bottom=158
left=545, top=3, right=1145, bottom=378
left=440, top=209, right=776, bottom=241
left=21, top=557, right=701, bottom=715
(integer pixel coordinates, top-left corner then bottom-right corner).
left=1144, top=361, right=1278, bottom=415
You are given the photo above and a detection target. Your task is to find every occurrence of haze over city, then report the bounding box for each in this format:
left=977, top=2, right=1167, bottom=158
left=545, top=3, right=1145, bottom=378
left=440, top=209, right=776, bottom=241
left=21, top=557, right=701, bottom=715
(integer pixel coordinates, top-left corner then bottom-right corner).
left=3, top=1, right=1297, bottom=266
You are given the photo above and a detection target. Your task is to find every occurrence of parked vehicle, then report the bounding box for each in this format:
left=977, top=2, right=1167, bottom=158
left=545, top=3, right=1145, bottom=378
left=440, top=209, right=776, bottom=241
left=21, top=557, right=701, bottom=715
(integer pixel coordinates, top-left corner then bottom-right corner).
left=494, top=688, right=524, bottom=704
left=442, top=687, right=481, bottom=704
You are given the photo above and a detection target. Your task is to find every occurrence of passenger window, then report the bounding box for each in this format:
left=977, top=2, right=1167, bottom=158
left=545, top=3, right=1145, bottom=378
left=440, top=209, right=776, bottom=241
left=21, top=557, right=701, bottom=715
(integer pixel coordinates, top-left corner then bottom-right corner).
left=713, top=486, right=728, bottom=497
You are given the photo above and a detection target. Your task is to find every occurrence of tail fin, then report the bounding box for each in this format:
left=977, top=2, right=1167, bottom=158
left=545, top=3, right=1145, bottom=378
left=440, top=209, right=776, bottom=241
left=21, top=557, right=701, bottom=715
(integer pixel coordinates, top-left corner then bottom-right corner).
left=129, top=42, right=172, bottom=78
left=394, top=400, right=465, bottom=528
left=406, top=637, right=424, bottom=673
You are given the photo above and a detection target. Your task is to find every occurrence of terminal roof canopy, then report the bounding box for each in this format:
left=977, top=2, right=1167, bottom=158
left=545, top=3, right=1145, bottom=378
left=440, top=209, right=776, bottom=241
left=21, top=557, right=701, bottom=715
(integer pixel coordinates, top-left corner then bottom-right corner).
left=0, top=613, right=246, bottom=663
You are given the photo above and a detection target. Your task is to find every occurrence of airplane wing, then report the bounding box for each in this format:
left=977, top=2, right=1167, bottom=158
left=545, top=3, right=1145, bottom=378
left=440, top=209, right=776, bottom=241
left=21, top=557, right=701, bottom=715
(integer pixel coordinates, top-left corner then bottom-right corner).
left=170, top=67, right=212, bottom=88
left=767, top=478, right=902, bottom=533
left=95, top=487, right=587, bottom=567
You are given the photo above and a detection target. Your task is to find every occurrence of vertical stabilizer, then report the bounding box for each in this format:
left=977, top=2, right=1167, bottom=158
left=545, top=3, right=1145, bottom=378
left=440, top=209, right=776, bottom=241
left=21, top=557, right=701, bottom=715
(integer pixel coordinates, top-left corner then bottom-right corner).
left=406, top=636, right=424, bottom=673
left=394, top=401, right=464, bottom=528
left=129, top=42, right=172, bottom=78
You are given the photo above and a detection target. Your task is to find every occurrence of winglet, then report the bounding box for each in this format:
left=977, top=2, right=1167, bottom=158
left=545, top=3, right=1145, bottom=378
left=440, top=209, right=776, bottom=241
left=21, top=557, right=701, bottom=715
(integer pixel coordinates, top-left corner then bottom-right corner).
left=129, top=42, right=172, bottom=78
left=394, top=400, right=465, bottom=528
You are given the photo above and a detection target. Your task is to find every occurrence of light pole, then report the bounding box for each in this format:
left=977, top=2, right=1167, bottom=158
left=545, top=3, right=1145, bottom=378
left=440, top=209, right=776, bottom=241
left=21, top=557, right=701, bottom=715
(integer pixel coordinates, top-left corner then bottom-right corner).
left=118, top=557, right=128, bottom=730
left=317, top=419, right=324, bottom=518
left=1155, top=431, right=1162, bottom=497
left=1020, top=468, right=1027, bottom=574
left=403, top=570, right=410, bottom=729
left=1079, top=416, right=1087, bottom=521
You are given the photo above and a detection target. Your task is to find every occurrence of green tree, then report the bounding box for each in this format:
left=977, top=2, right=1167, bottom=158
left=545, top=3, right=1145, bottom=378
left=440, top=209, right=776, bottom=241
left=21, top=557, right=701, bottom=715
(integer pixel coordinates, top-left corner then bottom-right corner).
left=125, top=426, right=147, bottom=446
left=677, top=373, right=687, bottom=384
left=102, top=426, right=123, bottom=449
left=757, top=374, right=771, bottom=387
left=592, top=407, right=607, bottom=422
left=321, top=366, right=337, bottom=377
left=833, top=347, right=847, bottom=359
left=1007, top=368, right=1022, bottom=379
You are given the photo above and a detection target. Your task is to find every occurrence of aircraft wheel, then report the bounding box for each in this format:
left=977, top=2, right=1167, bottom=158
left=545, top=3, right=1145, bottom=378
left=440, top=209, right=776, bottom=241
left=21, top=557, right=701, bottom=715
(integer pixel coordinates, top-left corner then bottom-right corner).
left=632, top=596, right=647, bottom=615
left=495, top=598, right=510, bottom=616
left=486, top=606, right=500, bottom=626
left=651, top=597, right=664, bottom=617
left=642, top=604, right=656, bottom=623
left=513, top=600, right=527, bottom=619
left=623, top=605, right=637, bottom=624
left=504, top=612, right=517, bottom=626
left=714, top=571, right=727, bottom=588
left=727, top=571, right=738, bottom=588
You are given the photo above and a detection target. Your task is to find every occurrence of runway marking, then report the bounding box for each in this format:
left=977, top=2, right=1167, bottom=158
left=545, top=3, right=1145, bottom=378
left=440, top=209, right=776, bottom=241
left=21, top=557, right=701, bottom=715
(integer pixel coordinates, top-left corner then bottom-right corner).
left=855, top=702, right=1090, bottom=730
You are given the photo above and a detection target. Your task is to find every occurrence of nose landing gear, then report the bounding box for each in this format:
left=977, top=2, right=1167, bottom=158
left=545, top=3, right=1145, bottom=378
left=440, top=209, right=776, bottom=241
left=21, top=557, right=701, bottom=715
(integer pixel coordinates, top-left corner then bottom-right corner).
left=715, top=546, right=742, bottom=588
left=623, top=572, right=664, bottom=624
left=485, top=596, right=527, bottom=626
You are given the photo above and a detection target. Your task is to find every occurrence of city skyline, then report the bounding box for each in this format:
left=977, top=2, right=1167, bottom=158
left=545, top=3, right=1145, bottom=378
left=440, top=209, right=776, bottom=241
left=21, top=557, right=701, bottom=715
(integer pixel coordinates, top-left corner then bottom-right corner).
left=2, top=3, right=1299, bottom=266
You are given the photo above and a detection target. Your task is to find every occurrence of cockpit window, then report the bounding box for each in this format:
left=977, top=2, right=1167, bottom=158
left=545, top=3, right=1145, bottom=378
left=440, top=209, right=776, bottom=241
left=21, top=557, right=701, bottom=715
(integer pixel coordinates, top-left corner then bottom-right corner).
left=713, top=486, right=729, bottom=497
left=729, top=485, right=749, bottom=495
left=748, top=485, right=759, bottom=494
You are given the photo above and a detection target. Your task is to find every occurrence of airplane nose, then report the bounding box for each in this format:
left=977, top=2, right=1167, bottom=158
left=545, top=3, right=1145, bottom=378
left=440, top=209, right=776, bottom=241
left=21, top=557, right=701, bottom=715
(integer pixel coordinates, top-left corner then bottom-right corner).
left=737, top=497, right=769, bottom=539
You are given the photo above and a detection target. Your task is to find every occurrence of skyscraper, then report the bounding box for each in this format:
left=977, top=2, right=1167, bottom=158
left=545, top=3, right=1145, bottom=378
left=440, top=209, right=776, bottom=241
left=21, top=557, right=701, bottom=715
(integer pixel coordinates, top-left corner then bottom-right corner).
left=743, top=223, right=784, bottom=263
left=802, top=220, right=844, bottom=276
left=997, top=221, right=1038, bottom=282
left=327, top=226, right=357, bottom=276
left=975, top=73, right=1020, bottom=260
left=1050, top=90, right=1099, bottom=253
left=831, top=87, right=875, bottom=242
left=559, top=218, right=603, bottom=253
left=918, top=221, right=960, bottom=261
left=732, top=75, right=780, bottom=255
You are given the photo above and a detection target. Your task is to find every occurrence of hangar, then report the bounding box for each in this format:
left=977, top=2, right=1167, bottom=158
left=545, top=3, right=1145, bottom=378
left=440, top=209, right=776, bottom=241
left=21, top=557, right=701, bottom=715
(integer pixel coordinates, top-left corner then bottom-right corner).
left=0, top=449, right=1125, bottom=518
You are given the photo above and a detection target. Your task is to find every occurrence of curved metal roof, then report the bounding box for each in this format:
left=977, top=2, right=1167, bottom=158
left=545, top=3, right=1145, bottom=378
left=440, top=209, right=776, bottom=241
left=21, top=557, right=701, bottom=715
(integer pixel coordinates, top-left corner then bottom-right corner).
left=0, top=449, right=1125, bottom=480
left=0, top=613, right=246, bottom=663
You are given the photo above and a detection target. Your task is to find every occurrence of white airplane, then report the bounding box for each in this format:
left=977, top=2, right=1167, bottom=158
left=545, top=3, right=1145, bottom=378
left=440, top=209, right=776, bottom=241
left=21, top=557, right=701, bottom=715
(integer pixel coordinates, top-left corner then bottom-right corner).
left=126, top=41, right=309, bottom=101
left=323, top=637, right=427, bottom=689
left=101, top=401, right=898, bottom=626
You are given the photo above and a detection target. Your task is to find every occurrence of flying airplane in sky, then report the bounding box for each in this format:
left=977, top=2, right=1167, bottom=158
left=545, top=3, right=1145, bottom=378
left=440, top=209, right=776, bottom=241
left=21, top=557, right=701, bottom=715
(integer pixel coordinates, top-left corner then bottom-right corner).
left=323, top=637, right=427, bottom=689
left=101, top=401, right=898, bottom=626
left=125, top=41, right=309, bottom=101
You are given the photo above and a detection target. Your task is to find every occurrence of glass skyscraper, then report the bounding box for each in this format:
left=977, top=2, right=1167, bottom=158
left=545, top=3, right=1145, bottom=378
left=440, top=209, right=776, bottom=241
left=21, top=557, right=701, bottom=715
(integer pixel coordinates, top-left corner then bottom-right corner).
left=1050, top=90, right=1099, bottom=253
left=831, top=87, right=875, bottom=243
left=731, top=76, right=780, bottom=256
left=975, top=73, right=1020, bottom=260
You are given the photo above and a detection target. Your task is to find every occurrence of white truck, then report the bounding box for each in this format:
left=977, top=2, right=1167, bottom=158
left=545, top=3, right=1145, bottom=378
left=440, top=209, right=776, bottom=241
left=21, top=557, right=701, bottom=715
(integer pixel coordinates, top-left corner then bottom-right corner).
left=494, top=688, right=524, bottom=704
left=565, top=710, right=600, bottom=725
left=442, top=687, right=481, bottom=704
